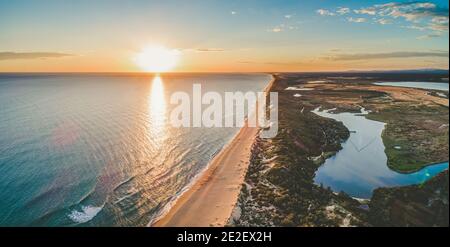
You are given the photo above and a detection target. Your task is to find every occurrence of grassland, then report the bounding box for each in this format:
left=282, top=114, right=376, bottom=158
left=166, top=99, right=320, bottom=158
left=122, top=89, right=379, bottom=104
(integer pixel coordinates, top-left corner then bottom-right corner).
left=366, top=104, right=448, bottom=172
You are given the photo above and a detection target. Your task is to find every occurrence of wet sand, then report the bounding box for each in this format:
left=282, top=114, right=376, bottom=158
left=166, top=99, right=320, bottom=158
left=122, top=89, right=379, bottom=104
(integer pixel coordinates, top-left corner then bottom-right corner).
left=152, top=123, right=258, bottom=226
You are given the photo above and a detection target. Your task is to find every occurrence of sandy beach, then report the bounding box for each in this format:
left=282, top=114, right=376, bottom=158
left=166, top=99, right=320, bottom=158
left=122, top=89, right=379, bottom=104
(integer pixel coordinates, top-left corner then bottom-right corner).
left=152, top=75, right=275, bottom=227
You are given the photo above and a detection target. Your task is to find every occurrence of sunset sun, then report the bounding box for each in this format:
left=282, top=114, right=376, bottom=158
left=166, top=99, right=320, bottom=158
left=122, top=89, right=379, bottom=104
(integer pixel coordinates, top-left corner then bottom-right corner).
left=135, top=45, right=180, bottom=72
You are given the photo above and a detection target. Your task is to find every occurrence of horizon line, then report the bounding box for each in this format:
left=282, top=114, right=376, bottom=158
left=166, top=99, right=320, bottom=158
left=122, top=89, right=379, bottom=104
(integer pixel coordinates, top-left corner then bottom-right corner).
left=0, top=68, right=449, bottom=74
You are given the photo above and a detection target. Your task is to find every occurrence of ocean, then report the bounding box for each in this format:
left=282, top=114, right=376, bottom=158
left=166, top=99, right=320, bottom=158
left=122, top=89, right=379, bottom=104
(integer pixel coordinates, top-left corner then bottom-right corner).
left=0, top=73, right=271, bottom=226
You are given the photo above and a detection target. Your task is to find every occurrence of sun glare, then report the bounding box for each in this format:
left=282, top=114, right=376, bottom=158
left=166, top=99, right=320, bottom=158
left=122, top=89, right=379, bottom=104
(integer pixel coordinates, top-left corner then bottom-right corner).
left=135, top=45, right=180, bottom=72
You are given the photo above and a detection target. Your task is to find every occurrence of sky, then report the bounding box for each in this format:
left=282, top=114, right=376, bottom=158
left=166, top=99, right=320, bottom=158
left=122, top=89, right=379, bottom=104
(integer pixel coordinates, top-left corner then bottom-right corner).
left=0, top=0, right=449, bottom=72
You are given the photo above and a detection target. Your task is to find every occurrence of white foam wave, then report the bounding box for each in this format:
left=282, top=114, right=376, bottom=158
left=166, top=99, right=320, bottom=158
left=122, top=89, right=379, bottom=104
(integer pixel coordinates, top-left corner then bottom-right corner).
left=68, top=205, right=103, bottom=223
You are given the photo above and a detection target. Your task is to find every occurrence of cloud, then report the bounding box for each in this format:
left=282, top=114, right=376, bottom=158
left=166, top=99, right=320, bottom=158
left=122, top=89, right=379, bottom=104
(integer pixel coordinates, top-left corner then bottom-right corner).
left=268, top=21, right=299, bottom=33
left=268, top=23, right=287, bottom=33
left=432, top=16, right=449, bottom=24
left=347, top=17, right=367, bottom=23
left=375, top=18, right=393, bottom=25
left=404, top=24, right=427, bottom=30
left=382, top=2, right=443, bottom=21
left=231, top=11, right=237, bottom=15
left=239, top=61, right=307, bottom=66
left=0, top=52, right=74, bottom=60
left=354, top=7, right=377, bottom=15
left=284, top=14, right=293, bottom=19
left=319, top=2, right=448, bottom=32
left=195, top=48, right=226, bottom=52
left=180, top=48, right=226, bottom=53
left=269, top=27, right=283, bottom=33
left=429, top=22, right=449, bottom=31
left=317, top=9, right=335, bottom=16
left=417, top=33, right=443, bottom=39
left=336, top=7, right=350, bottom=15
left=355, top=2, right=449, bottom=31
left=326, top=51, right=449, bottom=61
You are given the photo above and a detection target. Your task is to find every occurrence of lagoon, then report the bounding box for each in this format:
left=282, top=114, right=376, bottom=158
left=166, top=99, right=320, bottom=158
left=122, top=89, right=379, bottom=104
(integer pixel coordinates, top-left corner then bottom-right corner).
left=312, top=107, right=449, bottom=199
left=374, top=81, right=449, bottom=91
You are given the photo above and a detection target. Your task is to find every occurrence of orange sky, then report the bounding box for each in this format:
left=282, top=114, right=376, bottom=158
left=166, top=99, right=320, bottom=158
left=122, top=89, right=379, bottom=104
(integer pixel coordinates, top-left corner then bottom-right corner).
left=1, top=0, right=448, bottom=72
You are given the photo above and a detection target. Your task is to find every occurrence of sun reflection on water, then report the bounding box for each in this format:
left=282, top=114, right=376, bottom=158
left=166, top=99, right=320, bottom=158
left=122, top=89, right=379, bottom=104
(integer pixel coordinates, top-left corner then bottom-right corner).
left=148, top=75, right=166, bottom=139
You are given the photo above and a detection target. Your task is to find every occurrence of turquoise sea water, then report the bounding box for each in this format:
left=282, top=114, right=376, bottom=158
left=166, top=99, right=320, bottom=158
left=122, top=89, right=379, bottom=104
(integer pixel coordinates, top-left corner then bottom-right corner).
left=0, top=73, right=271, bottom=226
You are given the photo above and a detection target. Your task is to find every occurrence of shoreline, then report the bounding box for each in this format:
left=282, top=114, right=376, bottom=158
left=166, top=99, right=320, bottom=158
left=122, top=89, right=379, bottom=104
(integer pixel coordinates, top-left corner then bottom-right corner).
left=151, top=74, right=276, bottom=227
left=387, top=160, right=449, bottom=174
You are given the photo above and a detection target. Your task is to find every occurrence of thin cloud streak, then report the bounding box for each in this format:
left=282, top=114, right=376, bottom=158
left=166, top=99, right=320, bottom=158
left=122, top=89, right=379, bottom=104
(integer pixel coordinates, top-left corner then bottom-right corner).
left=0, top=52, right=74, bottom=60
left=347, top=17, right=367, bottom=23
left=195, top=48, right=226, bottom=52
left=327, top=51, right=449, bottom=61
left=239, top=61, right=308, bottom=66
left=417, top=33, right=443, bottom=39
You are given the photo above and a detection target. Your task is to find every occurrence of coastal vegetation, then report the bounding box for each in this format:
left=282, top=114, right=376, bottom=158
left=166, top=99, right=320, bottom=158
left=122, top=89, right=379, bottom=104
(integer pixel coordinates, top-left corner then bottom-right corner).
left=230, top=74, right=370, bottom=227
left=229, top=72, right=449, bottom=227
left=369, top=170, right=449, bottom=227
